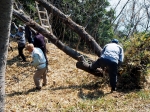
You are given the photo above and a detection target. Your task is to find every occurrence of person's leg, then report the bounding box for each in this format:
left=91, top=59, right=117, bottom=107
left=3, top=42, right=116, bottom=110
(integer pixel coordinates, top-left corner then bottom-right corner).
left=90, top=58, right=101, bottom=70
left=42, top=67, right=47, bottom=86
left=18, top=45, right=21, bottom=57
left=22, top=45, right=26, bottom=61
left=90, top=57, right=107, bottom=71
left=18, top=45, right=26, bottom=61
left=108, top=61, right=118, bottom=91
left=33, top=68, right=46, bottom=89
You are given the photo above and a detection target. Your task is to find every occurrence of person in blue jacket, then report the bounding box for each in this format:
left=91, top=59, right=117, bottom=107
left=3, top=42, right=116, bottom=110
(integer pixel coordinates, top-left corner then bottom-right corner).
left=90, top=39, right=124, bottom=92
left=11, top=22, right=26, bottom=62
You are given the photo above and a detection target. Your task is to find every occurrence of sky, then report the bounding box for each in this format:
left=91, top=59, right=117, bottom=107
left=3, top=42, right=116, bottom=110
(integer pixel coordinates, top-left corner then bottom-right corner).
left=108, top=0, right=150, bottom=31
left=108, top=0, right=128, bottom=15
left=108, top=0, right=128, bottom=7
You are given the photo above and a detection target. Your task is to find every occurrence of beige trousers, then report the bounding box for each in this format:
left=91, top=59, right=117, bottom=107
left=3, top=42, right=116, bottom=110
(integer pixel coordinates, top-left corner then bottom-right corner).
left=33, top=67, right=47, bottom=88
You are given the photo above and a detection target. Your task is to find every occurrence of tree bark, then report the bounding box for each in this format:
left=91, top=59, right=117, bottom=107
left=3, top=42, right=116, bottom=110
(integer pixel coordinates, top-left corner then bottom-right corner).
left=13, top=9, right=103, bottom=77
left=34, top=0, right=102, bottom=57
left=0, top=0, right=13, bottom=112
left=76, top=62, right=103, bottom=77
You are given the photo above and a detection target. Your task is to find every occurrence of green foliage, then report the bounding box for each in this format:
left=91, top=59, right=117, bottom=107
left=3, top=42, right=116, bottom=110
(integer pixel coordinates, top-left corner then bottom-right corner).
left=117, top=34, right=150, bottom=90
left=137, top=90, right=150, bottom=100
left=15, top=0, right=37, bottom=19
left=53, top=0, right=115, bottom=48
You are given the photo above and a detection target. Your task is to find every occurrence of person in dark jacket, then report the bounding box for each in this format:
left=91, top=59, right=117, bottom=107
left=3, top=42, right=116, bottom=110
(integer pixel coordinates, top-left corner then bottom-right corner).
left=90, top=39, right=124, bottom=92
left=33, top=32, right=48, bottom=65
left=25, top=25, right=34, bottom=44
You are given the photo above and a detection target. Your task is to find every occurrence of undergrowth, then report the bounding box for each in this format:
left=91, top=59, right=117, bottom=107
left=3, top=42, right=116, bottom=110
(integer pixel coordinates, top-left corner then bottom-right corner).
left=117, top=35, right=150, bottom=90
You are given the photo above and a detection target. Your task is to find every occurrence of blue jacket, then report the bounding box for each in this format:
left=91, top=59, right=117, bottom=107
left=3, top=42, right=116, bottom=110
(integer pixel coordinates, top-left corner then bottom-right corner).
left=31, top=47, right=46, bottom=69
left=101, top=43, right=124, bottom=64
left=10, top=24, right=26, bottom=45
left=15, top=31, right=26, bottom=44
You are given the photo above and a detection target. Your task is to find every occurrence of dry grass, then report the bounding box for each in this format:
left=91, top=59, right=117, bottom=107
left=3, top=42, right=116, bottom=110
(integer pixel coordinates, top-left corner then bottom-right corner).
left=5, top=41, right=150, bottom=112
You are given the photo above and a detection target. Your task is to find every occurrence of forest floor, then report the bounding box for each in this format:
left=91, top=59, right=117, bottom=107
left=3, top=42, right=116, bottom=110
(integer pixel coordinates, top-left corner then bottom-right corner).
left=5, top=40, right=150, bottom=112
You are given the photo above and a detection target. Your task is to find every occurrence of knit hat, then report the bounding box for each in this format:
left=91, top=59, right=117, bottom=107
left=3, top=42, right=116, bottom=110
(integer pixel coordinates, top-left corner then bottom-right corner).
left=111, top=39, right=119, bottom=44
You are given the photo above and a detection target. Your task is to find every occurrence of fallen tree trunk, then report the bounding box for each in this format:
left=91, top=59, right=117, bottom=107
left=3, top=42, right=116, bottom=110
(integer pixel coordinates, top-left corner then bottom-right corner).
left=76, top=62, right=103, bottom=77
left=13, top=9, right=103, bottom=77
left=34, top=0, right=102, bottom=57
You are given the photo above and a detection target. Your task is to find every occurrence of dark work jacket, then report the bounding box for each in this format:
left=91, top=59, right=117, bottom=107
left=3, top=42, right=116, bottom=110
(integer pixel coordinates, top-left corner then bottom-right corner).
left=25, top=26, right=34, bottom=43
left=34, top=33, right=45, bottom=47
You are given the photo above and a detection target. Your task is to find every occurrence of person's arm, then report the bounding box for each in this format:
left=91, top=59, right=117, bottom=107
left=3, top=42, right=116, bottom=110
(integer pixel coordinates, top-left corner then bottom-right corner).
left=10, top=33, right=15, bottom=38
left=31, top=54, right=40, bottom=67
left=118, top=47, right=124, bottom=66
left=12, top=22, right=18, bottom=30
left=101, top=44, right=107, bottom=55
left=10, top=23, right=19, bottom=38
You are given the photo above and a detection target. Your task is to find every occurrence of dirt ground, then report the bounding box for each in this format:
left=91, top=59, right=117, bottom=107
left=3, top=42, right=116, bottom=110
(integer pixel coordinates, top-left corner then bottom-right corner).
left=5, top=41, right=150, bottom=112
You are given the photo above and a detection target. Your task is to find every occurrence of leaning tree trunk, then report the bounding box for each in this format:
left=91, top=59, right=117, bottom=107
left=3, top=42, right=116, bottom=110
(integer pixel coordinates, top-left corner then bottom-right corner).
left=34, top=0, right=102, bottom=57
left=13, top=9, right=103, bottom=77
left=0, top=0, right=13, bottom=112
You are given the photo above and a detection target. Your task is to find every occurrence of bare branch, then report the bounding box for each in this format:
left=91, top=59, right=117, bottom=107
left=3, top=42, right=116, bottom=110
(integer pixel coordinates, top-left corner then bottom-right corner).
left=112, top=0, right=130, bottom=24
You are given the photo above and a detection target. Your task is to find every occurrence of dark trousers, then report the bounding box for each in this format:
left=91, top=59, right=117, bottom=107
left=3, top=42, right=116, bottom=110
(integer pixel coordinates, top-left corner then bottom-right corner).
left=18, top=44, right=26, bottom=61
left=90, top=58, right=118, bottom=90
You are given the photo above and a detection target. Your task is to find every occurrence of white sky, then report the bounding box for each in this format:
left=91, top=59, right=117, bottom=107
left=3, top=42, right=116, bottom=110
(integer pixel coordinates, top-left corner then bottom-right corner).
left=108, top=0, right=128, bottom=7
left=108, top=0, right=128, bottom=15
left=108, top=0, right=150, bottom=31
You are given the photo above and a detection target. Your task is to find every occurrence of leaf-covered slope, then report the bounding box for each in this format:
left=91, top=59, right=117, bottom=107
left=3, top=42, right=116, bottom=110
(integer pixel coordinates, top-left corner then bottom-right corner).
left=5, top=37, right=150, bottom=111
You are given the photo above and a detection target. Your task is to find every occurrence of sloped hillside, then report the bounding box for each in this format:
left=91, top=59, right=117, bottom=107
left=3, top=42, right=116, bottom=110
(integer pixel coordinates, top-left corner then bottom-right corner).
left=5, top=39, right=150, bottom=112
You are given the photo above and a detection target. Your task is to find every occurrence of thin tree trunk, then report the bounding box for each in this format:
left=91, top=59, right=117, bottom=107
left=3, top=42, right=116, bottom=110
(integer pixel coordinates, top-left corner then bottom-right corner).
left=0, top=0, right=13, bottom=112
left=34, top=0, right=102, bottom=57
left=112, top=0, right=130, bottom=25
left=144, top=0, right=150, bottom=32
left=13, top=9, right=103, bottom=77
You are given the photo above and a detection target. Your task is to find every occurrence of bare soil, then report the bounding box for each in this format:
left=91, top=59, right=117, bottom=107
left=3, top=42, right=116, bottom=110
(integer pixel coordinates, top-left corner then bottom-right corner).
left=5, top=41, right=150, bottom=112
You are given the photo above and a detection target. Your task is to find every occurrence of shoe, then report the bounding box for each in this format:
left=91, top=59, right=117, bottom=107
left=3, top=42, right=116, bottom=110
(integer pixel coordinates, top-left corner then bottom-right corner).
left=35, top=86, right=41, bottom=90
left=16, top=55, right=20, bottom=58
left=111, top=88, right=117, bottom=93
left=42, top=83, right=47, bottom=86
